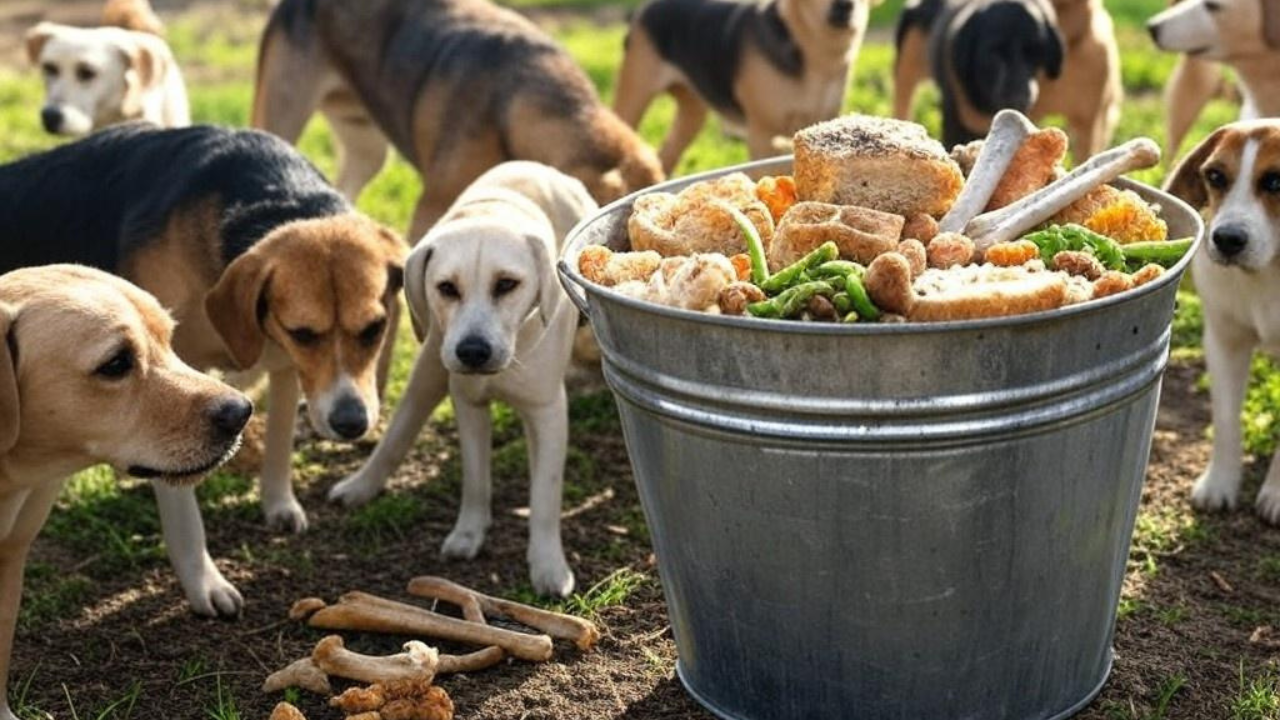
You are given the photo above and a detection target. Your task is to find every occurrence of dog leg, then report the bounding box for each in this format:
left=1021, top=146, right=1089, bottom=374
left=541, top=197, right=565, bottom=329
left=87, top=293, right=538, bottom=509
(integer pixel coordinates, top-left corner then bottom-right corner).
left=893, top=26, right=929, bottom=120
left=612, top=29, right=664, bottom=130
left=262, top=368, right=307, bottom=532
left=152, top=482, right=243, bottom=617
left=330, top=332, right=449, bottom=507
left=1165, top=55, right=1220, bottom=161
left=0, top=484, right=59, bottom=720
left=323, top=99, right=389, bottom=203
left=521, top=386, right=574, bottom=597
left=376, top=298, right=403, bottom=400
left=441, top=394, right=493, bottom=561
left=250, top=29, right=329, bottom=143
left=659, top=85, right=708, bottom=174
left=1193, top=320, right=1255, bottom=511
left=1257, top=450, right=1280, bottom=525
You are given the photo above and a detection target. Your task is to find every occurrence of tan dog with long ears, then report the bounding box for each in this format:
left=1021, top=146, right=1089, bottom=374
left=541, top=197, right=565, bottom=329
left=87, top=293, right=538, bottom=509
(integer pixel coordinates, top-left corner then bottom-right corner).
left=252, top=0, right=662, bottom=239
left=25, top=0, right=188, bottom=135
left=0, top=124, right=405, bottom=616
left=1149, top=0, right=1280, bottom=158
left=613, top=0, right=875, bottom=173
left=331, top=162, right=595, bottom=597
left=0, top=265, right=250, bottom=720
left=1165, top=120, right=1280, bottom=522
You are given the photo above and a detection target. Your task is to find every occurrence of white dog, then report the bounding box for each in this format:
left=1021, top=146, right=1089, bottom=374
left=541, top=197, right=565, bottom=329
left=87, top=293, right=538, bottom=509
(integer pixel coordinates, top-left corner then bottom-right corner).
left=26, top=18, right=188, bottom=135
left=330, top=161, right=597, bottom=596
left=1165, top=120, right=1280, bottom=522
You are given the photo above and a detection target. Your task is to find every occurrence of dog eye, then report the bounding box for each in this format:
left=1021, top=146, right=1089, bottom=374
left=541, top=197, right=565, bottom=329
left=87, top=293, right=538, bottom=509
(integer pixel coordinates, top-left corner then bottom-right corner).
left=95, top=348, right=134, bottom=380
left=1204, top=168, right=1229, bottom=190
left=357, top=319, right=386, bottom=347
left=1260, top=173, right=1280, bottom=194
left=287, top=327, right=320, bottom=346
left=493, top=278, right=520, bottom=297
left=75, top=65, right=97, bottom=83
left=437, top=281, right=460, bottom=299
left=41, top=63, right=58, bottom=78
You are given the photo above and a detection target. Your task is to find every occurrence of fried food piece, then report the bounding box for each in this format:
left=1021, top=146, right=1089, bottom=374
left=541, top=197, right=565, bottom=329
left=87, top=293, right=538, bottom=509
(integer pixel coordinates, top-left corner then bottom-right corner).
left=667, top=254, right=737, bottom=311
left=985, top=240, right=1040, bottom=267
left=379, top=686, right=454, bottom=720
left=902, top=213, right=939, bottom=243
left=269, top=703, right=308, bottom=720
left=793, top=114, right=965, bottom=217
left=897, top=239, right=927, bottom=277
left=1051, top=184, right=1168, bottom=243
left=1131, top=263, right=1165, bottom=286
left=756, top=175, right=798, bottom=224
left=1052, top=250, right=1105, bottom=280
left=729, top=254, right=752, bottom=281
left=332, top=684, right=388, bottom=714
left=910, top=265, right=1070, bottom=321
left=985, top=127, right=1068, bottom=211
left=864, top=253, right=916, bottom=316
left=769, top=201, right=903, bottom=268
left=578, top=245, right=663, bottom=286
left=926, top=232, right=975, bottom=269
left=1092, top=271, right=1135, bottom=299
left=629, top=174, right=774, bottom=256
left=718, top=281, right=767, bottom=315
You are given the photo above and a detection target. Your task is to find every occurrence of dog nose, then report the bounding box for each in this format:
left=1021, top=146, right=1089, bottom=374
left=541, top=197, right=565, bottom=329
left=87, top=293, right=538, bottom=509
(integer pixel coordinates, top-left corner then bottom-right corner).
left=1212, top=225, right=1249, bottom=257
left=40, top=107, right=63, bottom=133
left=329, top=396, right=369, bottom=440
left=455, top=335, right=493, bottom=369
left=210, top=396, right=253, bottom=440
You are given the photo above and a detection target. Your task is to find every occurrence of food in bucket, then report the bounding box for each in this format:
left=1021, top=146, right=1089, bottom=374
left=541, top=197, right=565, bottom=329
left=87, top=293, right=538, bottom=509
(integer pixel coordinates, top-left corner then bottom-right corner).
left=577, top=110, right=1193, bottom=322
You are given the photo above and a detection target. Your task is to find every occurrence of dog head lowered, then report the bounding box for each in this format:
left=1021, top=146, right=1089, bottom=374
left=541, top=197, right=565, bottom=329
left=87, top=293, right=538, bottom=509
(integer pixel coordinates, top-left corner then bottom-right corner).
left=1166, top=120, right=1280, bottom=270
left=25, top=23, right=173, bottom=136
left=951, top=0, right=1064, bottom=115
left=205, top=214, right=405, bottom=442
left=0, top=265, right=250, bottom=484
left=1147, top=0, right=1280, bottom=59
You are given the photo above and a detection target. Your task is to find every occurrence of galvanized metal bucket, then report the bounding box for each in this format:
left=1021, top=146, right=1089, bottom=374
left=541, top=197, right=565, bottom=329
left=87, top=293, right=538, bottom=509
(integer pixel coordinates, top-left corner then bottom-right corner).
left=557, top=158, right=1203, bottom=720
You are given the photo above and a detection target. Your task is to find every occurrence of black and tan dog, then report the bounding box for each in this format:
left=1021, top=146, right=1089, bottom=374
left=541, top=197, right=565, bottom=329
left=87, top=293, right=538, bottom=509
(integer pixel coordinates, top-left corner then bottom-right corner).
left=252, top=0, right=663, bottom=238
left=0, top=123, right=406, bottom=617
left=613, top=0, right=876, bottom=173
left=894, top=0, right=1121, bottom=158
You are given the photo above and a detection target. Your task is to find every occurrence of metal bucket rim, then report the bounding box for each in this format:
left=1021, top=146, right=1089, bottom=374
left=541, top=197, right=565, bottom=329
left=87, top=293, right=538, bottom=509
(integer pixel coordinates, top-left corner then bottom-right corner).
left=559, top=155, right=1204, bottom=335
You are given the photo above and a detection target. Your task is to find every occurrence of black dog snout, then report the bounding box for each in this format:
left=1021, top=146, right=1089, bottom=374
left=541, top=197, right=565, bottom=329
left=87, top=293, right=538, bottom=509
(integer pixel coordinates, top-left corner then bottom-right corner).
left=455, top=335, right=493, bottom=369
left=210, top=396, right=253, bottom=441
left=41, top=107, right=63, bottom=133
left=329, top=396, right=369, bottom=440
left=1212, top=225, right=1249, bottom=257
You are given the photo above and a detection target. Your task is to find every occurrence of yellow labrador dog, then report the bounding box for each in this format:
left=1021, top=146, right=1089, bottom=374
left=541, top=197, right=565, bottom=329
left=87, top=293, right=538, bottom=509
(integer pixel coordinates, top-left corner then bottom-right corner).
left=0, top=265, right=250, bottom=720
left=330, top=161, right=595, bottom=596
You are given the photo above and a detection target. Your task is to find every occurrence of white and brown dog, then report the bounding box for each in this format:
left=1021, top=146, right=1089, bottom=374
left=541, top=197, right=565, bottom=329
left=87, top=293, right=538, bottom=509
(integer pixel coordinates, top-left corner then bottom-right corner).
left=330, top=161, right=596, bottom=596
left=1165, top=120, right=1280, bottom=521
left=25, top=0, right=188, bottom=135
left=0, top=265, right=249, bottom=720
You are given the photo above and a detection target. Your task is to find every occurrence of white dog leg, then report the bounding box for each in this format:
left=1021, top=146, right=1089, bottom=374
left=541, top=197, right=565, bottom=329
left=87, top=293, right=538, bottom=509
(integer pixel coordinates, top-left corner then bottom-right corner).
left=441, top=394, right=493, bottom=560
left=261, top=368, right=306, bottom=532
left=152, top=481, right=243, bottom=616
left=1256, top=451, right=1280, bottom=524
left=1193, top=321, right=1255, bottom=511
left=330, top=333, right=449, bottom=506
left=0, top=546, right=28, bottom=720
left=521, top=386, right=574, bottom=597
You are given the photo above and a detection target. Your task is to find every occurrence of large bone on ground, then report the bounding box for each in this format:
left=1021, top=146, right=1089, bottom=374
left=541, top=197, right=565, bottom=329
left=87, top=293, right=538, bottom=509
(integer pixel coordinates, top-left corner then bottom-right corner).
left=407, top=576, right=602, bottom=651
left=307, top=592, right=554, bottom=662
left=263, top=657, right=332, bottom=696
left=939, top=109, right=1038, bottom=233
left=964, top=138, right=1161, bottom=253
left=312, top=636, right=438, bottom=685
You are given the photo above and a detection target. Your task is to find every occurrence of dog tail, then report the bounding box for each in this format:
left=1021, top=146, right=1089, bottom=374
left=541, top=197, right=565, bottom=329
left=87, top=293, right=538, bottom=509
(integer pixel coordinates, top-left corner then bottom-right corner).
left=101, top=0, right=164, bottom=36
left=585, top=108, right=665, bottom=203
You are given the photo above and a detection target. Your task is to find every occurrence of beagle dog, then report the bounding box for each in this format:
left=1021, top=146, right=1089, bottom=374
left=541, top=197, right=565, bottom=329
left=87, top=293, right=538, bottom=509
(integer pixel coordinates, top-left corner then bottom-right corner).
left=1164, top=120, right=1280, bottom=522
left=330, top=161, right=596, bottom=597
left=1149, top=0, right=1280, bottom=159
left=26, top=0, right=188, bottom=135
left=0, top=123, right=405, bottom=616
left=0, top=265, right=250, bottom=720
left=252, top=0, right=662, bottom=239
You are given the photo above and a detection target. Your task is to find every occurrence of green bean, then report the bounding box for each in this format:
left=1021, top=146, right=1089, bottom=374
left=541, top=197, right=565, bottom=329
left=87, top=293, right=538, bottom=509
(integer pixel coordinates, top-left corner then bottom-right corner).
left=813, top=260, right=866, bottom=280
left=842, top=311, right=860, bottom=323
left=1121, top=237, right=1194, bottom=269
left=727, top=205, right=770, bottom=285
left=1021, top=224, right=1126, bottom=270
left=747, top=280, right=835, bottom=319
left=843, top=272, right=881, bottom=321
left=832, top=291, right=853, bottom=316
left=760, top=242, right=839, bottom=295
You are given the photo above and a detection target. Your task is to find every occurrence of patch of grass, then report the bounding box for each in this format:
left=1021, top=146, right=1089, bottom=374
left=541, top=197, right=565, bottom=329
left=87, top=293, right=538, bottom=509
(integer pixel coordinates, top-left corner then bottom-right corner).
left=1117, top=596, right=1146, bottom=620
left=1221, top=604, right=1269, bottom=629
left=343, top=492, right=429, bottom=546
left=204, top=675, right=243, bottom=720
left=1105, top=673, right=1188, bottom=720
left=16, top=563, right=93, bottom=632
left=569, top=391, right=622, bottom=434
left=1232, top=663, right=1280, bottom=720
left=1131, top=508, right=1208, bottom=575
left=1155, top=603, right=1189, bottom=627
left=1244, top=356, right=1280, bottom=458
left=42, top=467, right=166, bottom=573
left=564, top=567, right=649, bottom=619
left=1258, top=556, right=1280, bottom=584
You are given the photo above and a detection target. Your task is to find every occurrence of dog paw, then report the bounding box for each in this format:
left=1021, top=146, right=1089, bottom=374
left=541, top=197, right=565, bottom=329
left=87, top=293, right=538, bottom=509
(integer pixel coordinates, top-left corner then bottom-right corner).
left=1191, top=469, right=1240, bottom=512
left=328, top=473, right=384, bottom=507
left=265, top=499, right=309, bottom=534
left=529, top=553, right=575, bottom=598
left=178, top=560, right=244, bottom=618
left=1258, top=486, right=1280, bottom=525
left=441, top=524, right=487, bottom=560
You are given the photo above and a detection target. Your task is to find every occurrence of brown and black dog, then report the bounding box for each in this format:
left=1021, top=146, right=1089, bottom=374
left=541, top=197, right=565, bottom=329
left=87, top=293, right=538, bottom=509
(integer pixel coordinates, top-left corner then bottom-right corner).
left=252, top=0, right=663, bottom=238
left=612, top=0, right=878, bottom=173
left=894, top=0, right=1121, bottom=158
left=0, top=123, right=405, bottom=617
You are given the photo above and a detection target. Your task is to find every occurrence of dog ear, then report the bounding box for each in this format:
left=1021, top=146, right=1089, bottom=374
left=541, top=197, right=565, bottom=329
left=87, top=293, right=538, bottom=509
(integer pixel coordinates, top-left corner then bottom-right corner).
left=403, top=244, right=433, bottom=342
left=1265, top=0, right=1280, bottom=49
left=525, top=234, right=561, bottom=327
left=205, top=252, right=272, bottom=370
left=0, top=304, right=19, bottom=456
left=25, top=23, right=54, bottom=66
left=1164, top=126, right=1230, bottom=211
left=375, top=224, right=408, bottom=294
